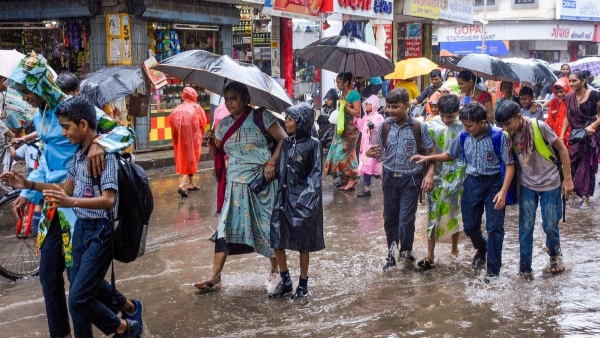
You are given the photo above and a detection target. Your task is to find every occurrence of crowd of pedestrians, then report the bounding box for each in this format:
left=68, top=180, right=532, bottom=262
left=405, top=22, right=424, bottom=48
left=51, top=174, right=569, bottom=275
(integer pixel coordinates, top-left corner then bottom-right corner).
left=0, top=47, right=599, bottom=337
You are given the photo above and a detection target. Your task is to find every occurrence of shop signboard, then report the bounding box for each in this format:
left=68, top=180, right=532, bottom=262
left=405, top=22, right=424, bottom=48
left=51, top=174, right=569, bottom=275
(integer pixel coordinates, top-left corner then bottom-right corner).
left=556, top=0, right=600, bottom=22
left=440, top=40, right=509, bottom=56
left=331, top=0, right=393, bottom=20
left=405, top=23, right=422, bottom=58
left=262, top=0, right=322, bottom=21
left=439, top=0, right=474, bottom=24
left=383, top=24, right=393, bottom=60
left=403, top=0, right=440, bottom=20
left=106, top=13, right=132, bottom=66
left=437, top=21, right=595, bottom=42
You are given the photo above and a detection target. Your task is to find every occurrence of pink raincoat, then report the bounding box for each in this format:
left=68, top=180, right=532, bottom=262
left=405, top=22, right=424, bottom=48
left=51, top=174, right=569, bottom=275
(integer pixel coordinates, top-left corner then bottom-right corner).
left=354, top=95, right=383, bottom=176
left=168, top=87, right=207, bottom=175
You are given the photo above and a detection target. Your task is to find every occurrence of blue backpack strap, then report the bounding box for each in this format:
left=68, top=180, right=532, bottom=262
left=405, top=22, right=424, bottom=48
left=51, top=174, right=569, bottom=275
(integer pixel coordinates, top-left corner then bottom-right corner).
left=490, top=126, right=504, bottom=164
left=459, top=130, right=469, bottom=164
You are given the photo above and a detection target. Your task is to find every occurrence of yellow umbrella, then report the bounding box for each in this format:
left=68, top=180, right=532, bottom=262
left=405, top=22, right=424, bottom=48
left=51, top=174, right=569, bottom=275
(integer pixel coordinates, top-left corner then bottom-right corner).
left=385, top=57, right=439, bottom=80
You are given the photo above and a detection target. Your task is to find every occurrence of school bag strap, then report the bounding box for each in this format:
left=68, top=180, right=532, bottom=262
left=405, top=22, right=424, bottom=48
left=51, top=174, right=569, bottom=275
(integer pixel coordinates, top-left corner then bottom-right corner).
left=531, top=118, right=557, bottom=163
left=381, top=118, right=422, bottom=154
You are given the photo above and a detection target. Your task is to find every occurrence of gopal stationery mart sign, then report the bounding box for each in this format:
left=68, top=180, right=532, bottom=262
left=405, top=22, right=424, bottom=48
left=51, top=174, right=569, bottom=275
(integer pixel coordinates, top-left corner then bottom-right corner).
left=436, top=22, right=595, bottom=42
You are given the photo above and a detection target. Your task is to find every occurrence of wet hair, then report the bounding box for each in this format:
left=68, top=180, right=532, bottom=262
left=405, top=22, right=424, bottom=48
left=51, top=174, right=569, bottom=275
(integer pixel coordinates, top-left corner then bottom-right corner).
left=459, top=102, right=487, bottom=123
left=323, top=88, right=338, bottom=108
left=55, top=95, right=97, bottom=131
left=570, top=70, right=588, bottom=88
left=56, top=72, right=80, bottom=94
left=495, top=100, right=521, bottom=124
left=519, top=86, right=534, bottom=98
left=386, top=87, right=409, bottom=104
left=429, top=69, right=442, bottom=78
left=23, top=121, right=35, bottom=134
left=224, top=81, right=251, bottom=105
left=457, top=70, right=477, bottom=84
left=337, top=72, right=353, bottom=85
left=437, top=94, right=459, bottom=115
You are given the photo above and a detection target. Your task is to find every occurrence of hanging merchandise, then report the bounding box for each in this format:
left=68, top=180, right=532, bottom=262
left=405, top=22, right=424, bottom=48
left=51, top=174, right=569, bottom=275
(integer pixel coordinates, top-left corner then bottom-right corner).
left=364, top=22, right=375, bottom=45
left=375, top=24, right=386, bottom=54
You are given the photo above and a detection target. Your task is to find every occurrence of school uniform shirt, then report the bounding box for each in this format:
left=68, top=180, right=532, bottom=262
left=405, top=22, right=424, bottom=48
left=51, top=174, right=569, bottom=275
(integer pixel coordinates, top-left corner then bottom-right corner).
left=521, top=106, right=544, bottom=120
left=513, top=121, right=561, bottom=192
left=447, top=123, right=514, bottom=176
left=15, top=144, right=39, bottom=170
left=378, top=116, right=434, bottom=175
left=67, top=150, right=119, bottom=220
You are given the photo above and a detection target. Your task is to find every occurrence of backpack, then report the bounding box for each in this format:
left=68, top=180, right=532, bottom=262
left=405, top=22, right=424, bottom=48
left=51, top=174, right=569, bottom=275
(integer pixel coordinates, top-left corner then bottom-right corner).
left=459, top=127, right=518, bottom=206
left=381, top=118, right=423, bottom=154
left=93, top=153, right=153, bottom=263
left=253, top=108, right=286, bottom=154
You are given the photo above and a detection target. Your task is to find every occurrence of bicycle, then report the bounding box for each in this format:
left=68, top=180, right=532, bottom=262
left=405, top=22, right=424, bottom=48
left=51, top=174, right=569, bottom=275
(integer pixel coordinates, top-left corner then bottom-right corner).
left=0, top=138, right=41, bottom=280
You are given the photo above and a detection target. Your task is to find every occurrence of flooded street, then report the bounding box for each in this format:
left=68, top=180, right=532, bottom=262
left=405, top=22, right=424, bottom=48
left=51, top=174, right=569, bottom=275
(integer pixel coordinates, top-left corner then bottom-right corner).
left=2, top=162, right=600, bottom=337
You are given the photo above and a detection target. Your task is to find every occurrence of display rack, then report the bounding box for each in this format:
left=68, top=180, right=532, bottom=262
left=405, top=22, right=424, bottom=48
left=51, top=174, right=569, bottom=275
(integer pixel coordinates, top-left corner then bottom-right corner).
left=232, top=7, right=272, bottom=76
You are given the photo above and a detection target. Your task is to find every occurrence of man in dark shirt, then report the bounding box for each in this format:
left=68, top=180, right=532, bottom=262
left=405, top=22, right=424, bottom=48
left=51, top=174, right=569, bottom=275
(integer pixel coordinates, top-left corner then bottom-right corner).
left=409, top=69, right=443, bottom=105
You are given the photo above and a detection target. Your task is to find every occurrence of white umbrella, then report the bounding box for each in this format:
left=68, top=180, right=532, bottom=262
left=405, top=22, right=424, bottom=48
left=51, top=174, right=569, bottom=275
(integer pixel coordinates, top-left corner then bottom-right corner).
left=0, top=49, right=57, bottom=79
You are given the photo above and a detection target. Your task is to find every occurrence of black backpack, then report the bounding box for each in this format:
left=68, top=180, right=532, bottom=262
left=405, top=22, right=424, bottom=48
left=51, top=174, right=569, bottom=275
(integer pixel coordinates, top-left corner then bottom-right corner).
left=93, top=153, right=153, bottom=263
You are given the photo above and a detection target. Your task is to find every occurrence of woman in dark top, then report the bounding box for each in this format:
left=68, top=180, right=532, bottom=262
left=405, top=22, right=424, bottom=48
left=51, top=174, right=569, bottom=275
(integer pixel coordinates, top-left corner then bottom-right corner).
left=563, top=70, right=600, bottom=208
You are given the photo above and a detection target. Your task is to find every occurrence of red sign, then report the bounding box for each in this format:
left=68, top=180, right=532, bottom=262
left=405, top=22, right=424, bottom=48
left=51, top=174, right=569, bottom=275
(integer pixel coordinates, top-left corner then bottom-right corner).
left=405, top=23, right=422, bottom=58
left=383, top=24, right=392, bottom=60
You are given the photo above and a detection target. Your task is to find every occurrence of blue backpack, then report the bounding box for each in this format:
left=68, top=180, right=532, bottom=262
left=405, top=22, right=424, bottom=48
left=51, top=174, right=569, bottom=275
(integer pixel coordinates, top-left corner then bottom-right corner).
left=459, top=127, right=518, bottom=206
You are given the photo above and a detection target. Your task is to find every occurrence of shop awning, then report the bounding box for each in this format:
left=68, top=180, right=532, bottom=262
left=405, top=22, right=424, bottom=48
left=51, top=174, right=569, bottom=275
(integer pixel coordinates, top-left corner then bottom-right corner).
left=141, top=0, right=240, bottom=26
left=0, top=0, right=96, bottom=20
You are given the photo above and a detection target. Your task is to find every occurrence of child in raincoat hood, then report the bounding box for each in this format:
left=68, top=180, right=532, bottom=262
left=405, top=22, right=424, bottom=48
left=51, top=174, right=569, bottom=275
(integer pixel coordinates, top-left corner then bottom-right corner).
left=354, top=95, right=383, bottom=197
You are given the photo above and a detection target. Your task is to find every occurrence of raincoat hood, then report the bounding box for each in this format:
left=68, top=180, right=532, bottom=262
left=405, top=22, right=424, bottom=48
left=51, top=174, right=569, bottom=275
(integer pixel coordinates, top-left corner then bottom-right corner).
left=552, top=76, right=571, bottom=98
left=362, top=95, right=380, bottom=116
left=323, top=88, right=339, bottom=107
left=182, top=86, right=198, bottom=103
left=6, top=51, right=65, bottom=109
left=285, top=102, right=314, bottom=139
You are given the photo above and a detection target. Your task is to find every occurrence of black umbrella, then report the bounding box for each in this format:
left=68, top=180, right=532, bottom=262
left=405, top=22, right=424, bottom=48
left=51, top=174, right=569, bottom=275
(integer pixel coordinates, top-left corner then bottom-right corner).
left=152, top=50, right=292, bottom=113
left=294, top=35, right=394, bottom=78
left=441, top=53, right=520, bottom=82
left=80, top=66, right=144, bottom=107
left=503, top=57, right=557, bottom=84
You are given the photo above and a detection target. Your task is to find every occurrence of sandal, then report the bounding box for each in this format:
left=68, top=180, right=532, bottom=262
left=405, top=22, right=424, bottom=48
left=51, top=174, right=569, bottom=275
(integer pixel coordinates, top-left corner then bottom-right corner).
left=334, top=180, right=347, bottom=188
left=177, top=188, right=189, bottom=197
left=549, top=254, right=565, bottom=274
left=339, top=180, right=358, bottom=191
left=417, top=257, right=434, bottom=270
left=194, top=275, right=221, bottom=291
left=188, top=185, right=200, bottom=191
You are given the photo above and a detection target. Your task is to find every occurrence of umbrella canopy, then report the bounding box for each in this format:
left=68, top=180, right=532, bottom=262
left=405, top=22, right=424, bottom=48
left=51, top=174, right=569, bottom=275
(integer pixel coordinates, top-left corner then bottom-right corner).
left=441, top=53, right=520, bottom=82
left=0, top=49, right=57, bottom=79
left=502, top=57, right=557, bottom=84
left=569, top=57, right=600, bottom=77
left=385, top=57, right=439, bottom=80
left=294, top=35, right=394, bottom=78
left=152, top=50, right=292, bottom=113
left=80, top=66, right=144, bottom=108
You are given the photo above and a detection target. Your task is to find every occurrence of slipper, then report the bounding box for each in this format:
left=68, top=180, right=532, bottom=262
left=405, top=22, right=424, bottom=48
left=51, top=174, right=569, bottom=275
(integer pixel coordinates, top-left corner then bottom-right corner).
left=177, top=188, right=189, bottom=197
left=194, top=277, right=221, bottom=292
left=417, top=257, right=434, bottom=270
left=549, top=255, right=565, bottom=274
left=188, top=186, right=200, bottom=191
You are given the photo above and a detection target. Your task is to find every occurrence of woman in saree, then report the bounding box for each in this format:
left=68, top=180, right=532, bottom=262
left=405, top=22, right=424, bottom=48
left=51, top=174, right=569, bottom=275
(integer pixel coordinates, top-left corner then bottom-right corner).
left=324, top=72, right=362, bottom=191
left=562, top=70, right=600, bottom=208
left=195, top=81, right=286, bottom=292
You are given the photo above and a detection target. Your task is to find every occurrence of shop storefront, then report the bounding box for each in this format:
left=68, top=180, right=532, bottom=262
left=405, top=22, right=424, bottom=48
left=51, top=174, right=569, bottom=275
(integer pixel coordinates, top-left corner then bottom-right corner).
left=142, top=3, right=238, bottom=149
left=436, top=21, right=596, bottom=62
left=0, top=20, right=92, bottom=76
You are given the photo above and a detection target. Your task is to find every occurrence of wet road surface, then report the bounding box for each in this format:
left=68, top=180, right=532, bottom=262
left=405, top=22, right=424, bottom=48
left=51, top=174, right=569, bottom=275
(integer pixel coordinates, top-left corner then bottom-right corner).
left=2, top=162, right=600, bottom=337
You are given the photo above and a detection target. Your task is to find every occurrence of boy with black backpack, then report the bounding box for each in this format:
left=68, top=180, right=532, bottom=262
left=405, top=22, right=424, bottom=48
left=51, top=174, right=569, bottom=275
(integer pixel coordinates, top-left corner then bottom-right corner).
left=411, top=103, right=515, bottom=284
left=366, top=87, right=435, bottom=271
left=1, top=96, right=144, bottom=338
left=495, top=100, right=574, bottom=278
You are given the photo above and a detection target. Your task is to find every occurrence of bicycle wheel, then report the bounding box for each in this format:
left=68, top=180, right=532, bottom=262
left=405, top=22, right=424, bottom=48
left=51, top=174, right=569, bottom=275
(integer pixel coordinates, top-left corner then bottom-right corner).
left=0, top=191, right=40, bottom=280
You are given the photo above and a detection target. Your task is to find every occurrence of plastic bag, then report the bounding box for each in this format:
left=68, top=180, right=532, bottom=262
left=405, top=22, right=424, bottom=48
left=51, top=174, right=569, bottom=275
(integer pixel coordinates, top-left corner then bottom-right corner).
left=337, top=100, right=346, bottom=136
left=328, top=109, right=339, bottom=124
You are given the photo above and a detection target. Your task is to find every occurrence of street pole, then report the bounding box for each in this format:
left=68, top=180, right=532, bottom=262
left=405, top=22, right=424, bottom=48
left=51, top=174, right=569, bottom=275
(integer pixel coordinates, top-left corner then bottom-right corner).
left=481, top=0, right=487, bottom=54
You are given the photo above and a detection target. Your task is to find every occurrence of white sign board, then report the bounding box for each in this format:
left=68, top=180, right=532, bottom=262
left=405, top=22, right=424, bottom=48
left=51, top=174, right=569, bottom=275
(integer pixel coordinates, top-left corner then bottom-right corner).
left=556, top=0, right=600, bottom=22
left=437, top=21, right=595, bottom=42
left=439, top=0, right=474, bottom=24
